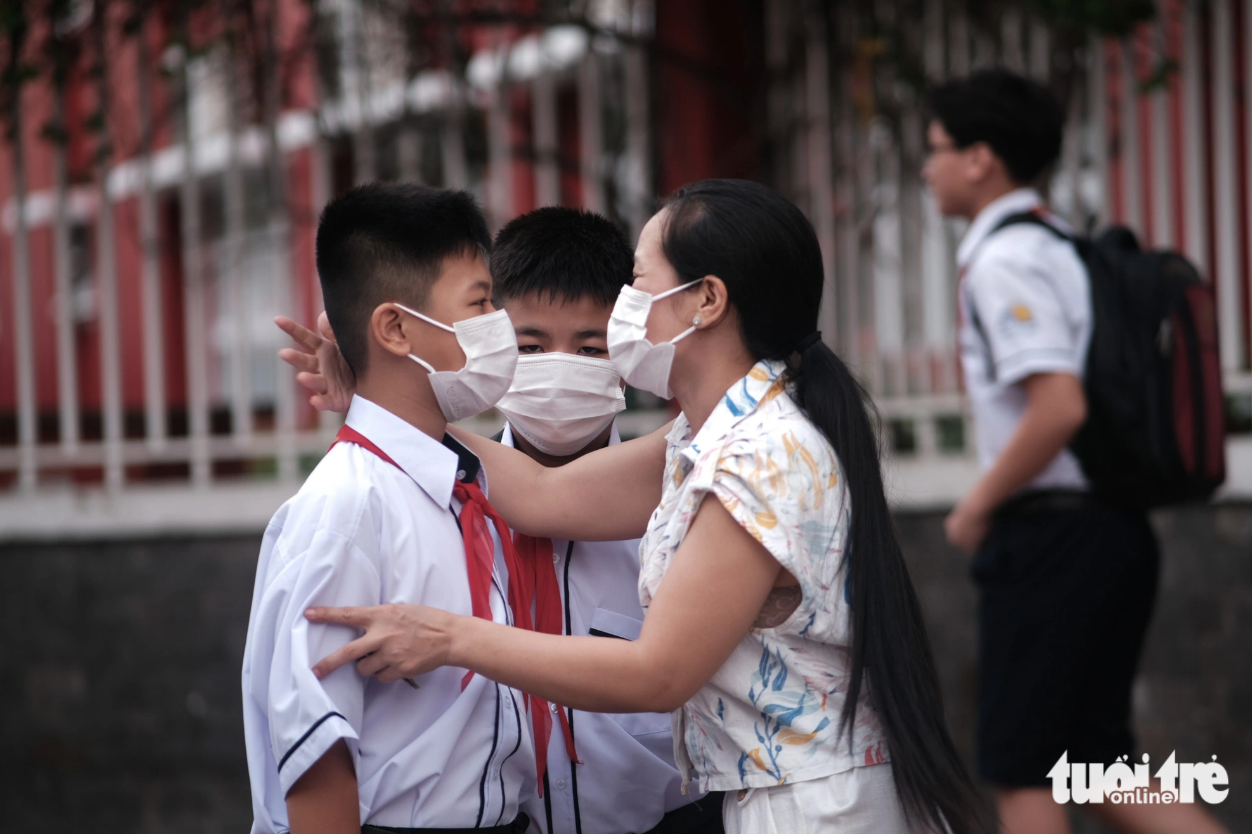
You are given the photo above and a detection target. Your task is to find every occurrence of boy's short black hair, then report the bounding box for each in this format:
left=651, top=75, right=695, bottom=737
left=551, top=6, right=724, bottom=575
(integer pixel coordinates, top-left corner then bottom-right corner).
left=491, top=207, right=633, bottom=307
left=316, top=182, right=490, bottom=376
left=927, top=69, right=1064, bottom=185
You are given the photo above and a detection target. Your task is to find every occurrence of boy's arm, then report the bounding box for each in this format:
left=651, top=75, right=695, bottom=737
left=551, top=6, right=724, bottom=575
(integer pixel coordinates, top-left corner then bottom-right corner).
left=447, top=419, right=671, bottom=542
left=945, top=371, right=1086, bottom=551
left=259, top=527, right=377, bottom=802
left=286, top=740, right=359, bottom=834
left=948, top=251, right=1089, bottom=552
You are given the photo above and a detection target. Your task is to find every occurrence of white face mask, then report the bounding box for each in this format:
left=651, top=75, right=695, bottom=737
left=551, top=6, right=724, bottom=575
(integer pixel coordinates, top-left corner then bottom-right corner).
left=606, top=280, right=702, bottom=399
left=394, top=303, right=519, bottom=422
left=496, top=353, right=627, bottom=457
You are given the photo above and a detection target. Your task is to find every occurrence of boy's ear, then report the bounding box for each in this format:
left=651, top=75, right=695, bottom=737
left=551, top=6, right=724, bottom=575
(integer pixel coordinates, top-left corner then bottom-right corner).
left=370, top=303, right=415, bottom=358
left=966, top=141, right=1000, bottom=184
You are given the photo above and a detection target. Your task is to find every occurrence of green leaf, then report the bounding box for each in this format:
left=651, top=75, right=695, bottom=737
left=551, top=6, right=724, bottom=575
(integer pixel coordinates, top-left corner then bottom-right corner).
left=40, top=120, right=69, bottom=144
left=1025, top=0, right=1158, bottom=37
left=1139, top=57, right=1179, bottom=93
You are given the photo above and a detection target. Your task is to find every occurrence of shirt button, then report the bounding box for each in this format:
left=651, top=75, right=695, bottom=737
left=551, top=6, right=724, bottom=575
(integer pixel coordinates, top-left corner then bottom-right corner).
left=552, top=553, right=560, bottom=564
left=456, top=469, right=466, bottom=481
left=550, top=702, right=558, bottom=713
left=555, top=779, right=567, bottom=790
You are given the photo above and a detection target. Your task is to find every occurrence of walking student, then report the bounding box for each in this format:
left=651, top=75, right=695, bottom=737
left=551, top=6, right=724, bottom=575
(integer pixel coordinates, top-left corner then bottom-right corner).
left=292, top=179, right=992, bottom=834
left=924, top=69, right=1230, bottom=834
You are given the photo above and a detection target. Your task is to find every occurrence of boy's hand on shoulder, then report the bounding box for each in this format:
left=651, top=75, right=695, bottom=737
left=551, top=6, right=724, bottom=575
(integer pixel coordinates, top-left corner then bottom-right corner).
left=306, top=604, right=456, bottom=683
left=276, top=311, right=356, bottom=413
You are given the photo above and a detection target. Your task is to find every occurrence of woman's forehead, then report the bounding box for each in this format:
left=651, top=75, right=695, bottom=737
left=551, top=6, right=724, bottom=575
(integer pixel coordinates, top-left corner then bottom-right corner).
left=634, top=212, right=667, bottom=268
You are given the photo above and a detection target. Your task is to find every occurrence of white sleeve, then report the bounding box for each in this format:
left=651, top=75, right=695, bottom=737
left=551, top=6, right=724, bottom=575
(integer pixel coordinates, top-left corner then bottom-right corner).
left=966, top=252, right=1082, bottom=385
left=260, top=528, right=381, bottom=796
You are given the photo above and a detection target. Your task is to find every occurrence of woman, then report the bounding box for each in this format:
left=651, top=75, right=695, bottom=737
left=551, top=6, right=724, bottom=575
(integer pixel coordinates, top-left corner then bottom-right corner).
left=284, top=180, right=988, bottom=833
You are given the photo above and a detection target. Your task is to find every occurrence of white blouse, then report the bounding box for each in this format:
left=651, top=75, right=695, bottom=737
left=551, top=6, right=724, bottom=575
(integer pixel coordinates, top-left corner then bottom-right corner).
left=638, top=359, right=889, bottom=793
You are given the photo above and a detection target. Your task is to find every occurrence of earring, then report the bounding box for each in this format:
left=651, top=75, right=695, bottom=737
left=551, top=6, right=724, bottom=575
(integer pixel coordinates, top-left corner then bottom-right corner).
left=692, top=315, right=702, bottom=326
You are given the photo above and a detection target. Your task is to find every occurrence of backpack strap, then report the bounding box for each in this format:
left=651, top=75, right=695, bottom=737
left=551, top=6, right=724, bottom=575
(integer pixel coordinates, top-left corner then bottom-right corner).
left=992, top=209, right=1072, bottom=240
left=962, top=210, right=1073, bottom=385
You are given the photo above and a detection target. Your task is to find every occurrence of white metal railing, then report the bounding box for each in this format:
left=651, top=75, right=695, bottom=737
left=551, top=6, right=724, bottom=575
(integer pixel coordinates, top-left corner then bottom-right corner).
left=3, top=0, right=1252, bottom=541
left=761, top=0, right=1252, bottom=502
left=0, top=5, right=658, bottom=538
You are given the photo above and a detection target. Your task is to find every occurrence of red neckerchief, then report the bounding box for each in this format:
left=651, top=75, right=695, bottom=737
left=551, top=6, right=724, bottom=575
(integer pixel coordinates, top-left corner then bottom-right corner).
left=331, top=424, right=578, bottom=793
left=512, top=533, right=580, bottom=770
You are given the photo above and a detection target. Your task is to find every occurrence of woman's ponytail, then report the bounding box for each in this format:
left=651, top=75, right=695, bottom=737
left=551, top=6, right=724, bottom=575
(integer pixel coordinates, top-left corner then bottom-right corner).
left=662, top=179, right=992, bottom=834
left=795, top=337, right=990, bottom=834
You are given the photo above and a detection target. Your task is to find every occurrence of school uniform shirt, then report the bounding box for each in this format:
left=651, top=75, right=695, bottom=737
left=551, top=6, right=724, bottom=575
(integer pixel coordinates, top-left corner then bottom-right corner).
left=499, top=422, right=693, bottom=834
left=957, top=187, right=1093, bottom=492
left=638, top=360, right=890, bottom=794
left=242, top=395, right=535, bottom=833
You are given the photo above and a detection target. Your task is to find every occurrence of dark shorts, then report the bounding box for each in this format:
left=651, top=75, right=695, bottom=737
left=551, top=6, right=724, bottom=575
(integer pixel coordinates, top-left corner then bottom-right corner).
left=971, top=493, right=1160, bottom=788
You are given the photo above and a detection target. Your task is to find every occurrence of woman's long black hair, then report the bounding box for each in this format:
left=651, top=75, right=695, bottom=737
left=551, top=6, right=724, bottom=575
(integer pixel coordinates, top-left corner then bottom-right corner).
left=662, top=179, right=991, bottom=834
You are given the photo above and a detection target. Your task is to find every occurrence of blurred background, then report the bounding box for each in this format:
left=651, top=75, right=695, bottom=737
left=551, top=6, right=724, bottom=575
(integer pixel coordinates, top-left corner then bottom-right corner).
left=0, top=0, right=1249, bottom=830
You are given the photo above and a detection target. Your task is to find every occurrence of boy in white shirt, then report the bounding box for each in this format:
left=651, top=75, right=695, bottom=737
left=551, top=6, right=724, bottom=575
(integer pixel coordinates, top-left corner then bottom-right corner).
left=243, top=183, right=539, bottom=834
left=490, top=208, right=722, bottom=834
left=924, top=70, right=1229, bottom=834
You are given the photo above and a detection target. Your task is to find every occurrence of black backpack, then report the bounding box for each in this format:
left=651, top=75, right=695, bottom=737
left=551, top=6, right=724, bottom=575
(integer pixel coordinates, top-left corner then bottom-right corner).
left=973, top=213, right=1226, bottom=509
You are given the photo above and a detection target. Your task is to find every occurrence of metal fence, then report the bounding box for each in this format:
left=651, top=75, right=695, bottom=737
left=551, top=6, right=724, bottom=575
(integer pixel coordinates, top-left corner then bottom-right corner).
left=763, top=0, right=1252, bottom=505
left=2, top=0, right=1251, bottom=539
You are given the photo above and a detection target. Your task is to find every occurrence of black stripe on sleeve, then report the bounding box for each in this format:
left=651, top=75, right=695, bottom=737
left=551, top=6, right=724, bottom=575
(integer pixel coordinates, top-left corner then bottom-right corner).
left=495, top=686, right=524, bottom=825
left=561, top=542, right=583, bottom=834
left=277, top=711, right=347, bottom=771
left=476, top=683, right=502, bottom=828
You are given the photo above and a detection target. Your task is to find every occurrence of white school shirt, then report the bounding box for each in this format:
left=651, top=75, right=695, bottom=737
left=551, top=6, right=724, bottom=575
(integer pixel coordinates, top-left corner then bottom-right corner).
left=499, top=422, right=695, bottom=834
left=957, top=187, right=1093, bottom=492
left=242, top=395, right=536, bottom=833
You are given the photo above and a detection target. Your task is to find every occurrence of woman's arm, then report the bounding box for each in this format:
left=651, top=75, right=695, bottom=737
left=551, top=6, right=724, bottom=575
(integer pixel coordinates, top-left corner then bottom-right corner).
left=449, top=421, right=671, bottom=542
left=277, top=312, right=670, bottom=542
left=306, top=495, right=780, bottom=713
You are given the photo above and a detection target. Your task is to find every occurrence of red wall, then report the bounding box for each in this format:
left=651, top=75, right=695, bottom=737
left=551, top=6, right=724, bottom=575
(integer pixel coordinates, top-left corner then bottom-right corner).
left=654, top=0, right=763, bottom=195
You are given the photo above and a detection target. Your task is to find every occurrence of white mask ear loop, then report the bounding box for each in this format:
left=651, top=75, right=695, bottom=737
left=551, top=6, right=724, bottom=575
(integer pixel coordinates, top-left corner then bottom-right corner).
left=653, top=280, right=704, bottom=345
left=652, top=278, right=703, bottom=302
left=392, top=301, right=457, bottom=333
left=407, top=353, right=437, bottom=373
left=669, top=314, right=702, bottom=345
left=392, top=301, right=454, bottom=373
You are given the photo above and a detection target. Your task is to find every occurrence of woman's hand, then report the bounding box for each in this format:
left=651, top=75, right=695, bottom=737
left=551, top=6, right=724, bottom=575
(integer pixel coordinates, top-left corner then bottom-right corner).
left=303, top=496, right=780, bottom=715
left=306, top=604, right=457, bottom=684
left=276, top=312, right=356, bottom=414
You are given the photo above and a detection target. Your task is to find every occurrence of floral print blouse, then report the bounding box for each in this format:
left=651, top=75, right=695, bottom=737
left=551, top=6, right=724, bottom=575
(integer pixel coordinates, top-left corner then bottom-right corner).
left=638, top=359, right=888, bottom=792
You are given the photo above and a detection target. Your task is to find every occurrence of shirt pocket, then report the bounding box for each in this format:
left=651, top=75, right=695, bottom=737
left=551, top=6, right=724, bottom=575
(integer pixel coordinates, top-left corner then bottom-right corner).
left=588, top=606, right=644, bottom=641
left=588, top=607, right=674, bottom=737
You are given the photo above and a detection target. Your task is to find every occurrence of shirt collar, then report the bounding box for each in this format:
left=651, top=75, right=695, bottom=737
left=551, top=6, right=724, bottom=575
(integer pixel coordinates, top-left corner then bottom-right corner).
left=956, top=187, right=1044, bottom=267
left=676, top=359, right=787, bottom=468
left=344, top=395, right=480, bottom=509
